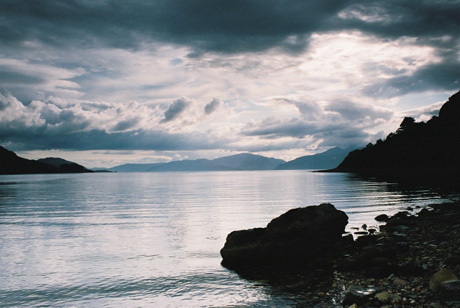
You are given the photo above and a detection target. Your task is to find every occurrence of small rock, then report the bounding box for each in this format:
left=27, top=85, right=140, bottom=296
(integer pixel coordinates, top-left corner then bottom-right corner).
left=393, top=278, right=409, bottom=286
left=348, top=304, right=358, bottom=308
left=429, top=302, right=444, bottom=308
left=375, top=291, right=390, bottom=303
left=430, top=269, right=459, bottom=292
left=391, top=293, right=402, bottom=304
left=375, top=214, right=390, bottom=222
left=342, top=285, right=376, bottom=306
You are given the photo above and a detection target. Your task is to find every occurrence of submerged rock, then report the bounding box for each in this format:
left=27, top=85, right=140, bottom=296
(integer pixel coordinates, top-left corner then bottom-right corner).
left=220, top=203, right=348, bottom=274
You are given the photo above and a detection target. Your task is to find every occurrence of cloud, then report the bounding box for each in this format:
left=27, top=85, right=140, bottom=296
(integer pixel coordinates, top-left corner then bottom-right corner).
left=204, top=98, right=221, bottom=115
left=240, top=97, right=393, bottom=149
left=1, top=1, right=458, bottom=55
left=362, top=62, right=460, bottom=97
left=1, top=0, right=459, bottom=160
left=0, top=91, right=229, bottom=152
left=0, top=1, right=351, bottom=54
left=161, top=97, right=193, bottom=123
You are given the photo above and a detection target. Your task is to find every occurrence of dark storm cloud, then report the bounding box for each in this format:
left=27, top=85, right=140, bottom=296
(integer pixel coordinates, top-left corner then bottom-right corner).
left=1, top=0, right=459, bottom=53
left=161, top=97, right=192, bottom=123
left=0, top=0, right=348, bottom=54
left=204, top=98, right=221, bottom=115
left=0, top=127, right=225, bottom=152
left=0, top=71, right=45, bottom=85
left=2, top=0, right=458, bottom=97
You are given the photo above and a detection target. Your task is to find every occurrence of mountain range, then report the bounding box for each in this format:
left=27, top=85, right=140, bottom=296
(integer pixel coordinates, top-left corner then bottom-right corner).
left=108, top=149, right=352, bottom=172
left=1, top=146, right=349, bottom=175
left=109, top=153, right=286, bottom=172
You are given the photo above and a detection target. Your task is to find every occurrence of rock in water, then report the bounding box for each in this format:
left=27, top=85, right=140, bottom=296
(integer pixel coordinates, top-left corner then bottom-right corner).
left=220, top=203, right=348, bottom=274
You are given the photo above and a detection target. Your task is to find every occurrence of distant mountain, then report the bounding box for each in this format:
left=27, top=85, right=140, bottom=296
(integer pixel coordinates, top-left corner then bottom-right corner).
left=0, top=146, right=92, bottom=174
left=275, top=147, right=350, bottom=170
left=110, top=153, right=286, bottom=172
left=211, top=153, right=285, bottom=170
left=332, top=90, right=460, bottom=187
left=109, top=163, right=165, bottom=172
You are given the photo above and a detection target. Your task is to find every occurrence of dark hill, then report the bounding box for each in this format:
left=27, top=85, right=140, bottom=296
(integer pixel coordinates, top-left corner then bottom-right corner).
left=0, top=146, right=92, bottom=175
left=333, top=91, right=460, bottom=188
left=0, top=146, right=56, bottom=174
left=36, top=157, right=92, bottom=173
left=276, top=147, right=350, bottom=170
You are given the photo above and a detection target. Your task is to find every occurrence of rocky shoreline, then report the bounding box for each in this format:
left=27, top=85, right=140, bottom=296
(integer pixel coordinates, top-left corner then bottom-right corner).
left=329, top=201, right=460, bottom=308
left=221, top=201, right=460, bottom=307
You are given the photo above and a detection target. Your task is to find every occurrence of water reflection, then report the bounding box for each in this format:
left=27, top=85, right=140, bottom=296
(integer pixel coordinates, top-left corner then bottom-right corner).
left=0, top=171, right=458, bottom=307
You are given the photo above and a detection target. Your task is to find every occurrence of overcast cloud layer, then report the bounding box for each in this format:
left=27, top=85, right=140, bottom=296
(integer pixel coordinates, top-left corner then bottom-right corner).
left=1, top=0, right=459, bottom=167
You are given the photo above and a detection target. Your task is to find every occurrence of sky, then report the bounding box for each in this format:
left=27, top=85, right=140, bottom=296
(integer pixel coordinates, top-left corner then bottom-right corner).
left=1, top=0, right=459, bottom=168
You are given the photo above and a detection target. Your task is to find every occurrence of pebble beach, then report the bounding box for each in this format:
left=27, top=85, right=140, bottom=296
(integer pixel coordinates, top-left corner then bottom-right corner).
left=298, top=201, right=460, bottom=308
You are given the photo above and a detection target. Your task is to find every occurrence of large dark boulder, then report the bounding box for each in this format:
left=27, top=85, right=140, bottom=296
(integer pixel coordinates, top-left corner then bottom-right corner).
left=220, top=203, right=348, bottom=274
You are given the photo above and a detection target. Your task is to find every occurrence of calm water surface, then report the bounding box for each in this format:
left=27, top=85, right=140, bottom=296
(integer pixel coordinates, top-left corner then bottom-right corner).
left=0, top=171, right=457, bottom=307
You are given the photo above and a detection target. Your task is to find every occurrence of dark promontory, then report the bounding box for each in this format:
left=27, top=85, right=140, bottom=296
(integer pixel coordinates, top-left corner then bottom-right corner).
left=332, top=90, right=460, bottom=188
left=0, top=146, right=92, bottom=174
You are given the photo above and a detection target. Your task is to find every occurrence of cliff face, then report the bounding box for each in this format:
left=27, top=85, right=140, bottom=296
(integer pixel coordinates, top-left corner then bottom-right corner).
left=335, top=91, right=460, bottom=178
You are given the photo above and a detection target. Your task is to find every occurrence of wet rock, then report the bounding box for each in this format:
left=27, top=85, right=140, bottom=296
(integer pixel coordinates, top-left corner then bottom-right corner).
left=342, top=285, right=377, bottom=306
left=220, top=203, right=348, bottom=274
left=392, top=211, right=411, bottom=220
left=429, top=269, right=458, bottom=292
left=439, top=279, right=460, bottom=304
left=375, top=214, right=390, bottom=222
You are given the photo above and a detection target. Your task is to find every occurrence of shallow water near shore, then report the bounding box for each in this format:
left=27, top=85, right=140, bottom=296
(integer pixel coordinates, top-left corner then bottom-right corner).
left=0, top=170, right=458, bottom=307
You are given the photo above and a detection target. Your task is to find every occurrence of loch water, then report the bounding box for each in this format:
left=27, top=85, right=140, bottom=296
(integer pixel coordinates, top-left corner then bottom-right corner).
left=0, top=171, right=457, bottom=307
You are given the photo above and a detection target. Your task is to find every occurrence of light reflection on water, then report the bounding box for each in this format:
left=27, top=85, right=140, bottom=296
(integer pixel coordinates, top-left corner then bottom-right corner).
left=0, top=171, right=457, bottom=307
